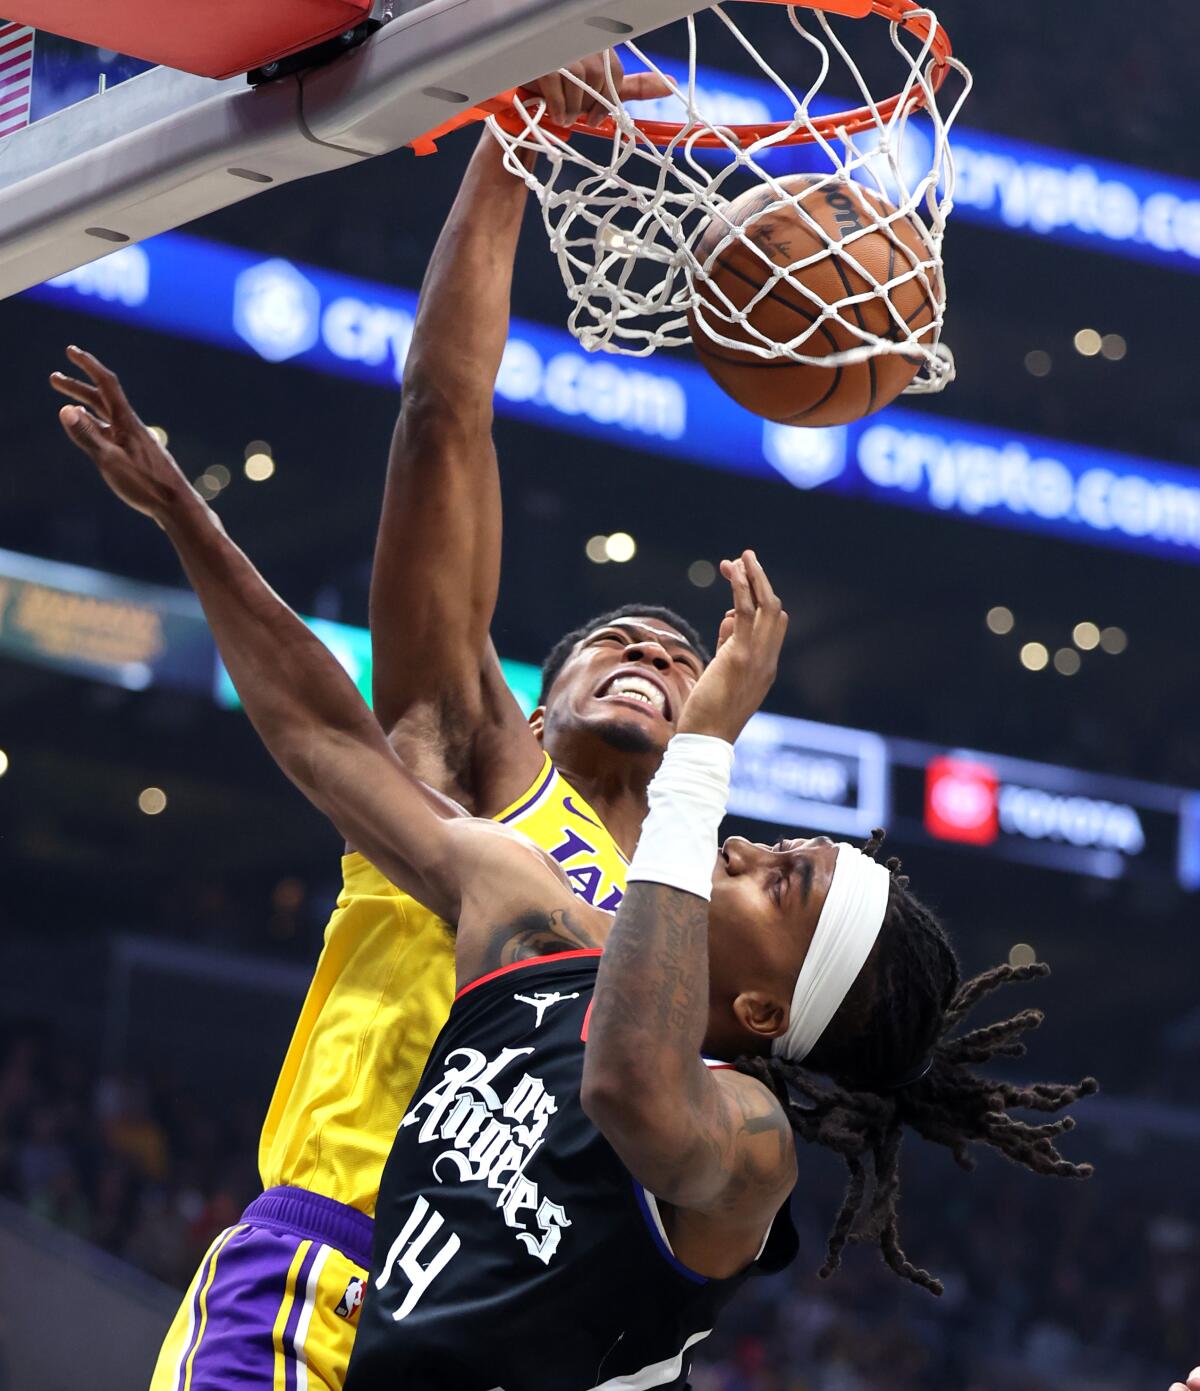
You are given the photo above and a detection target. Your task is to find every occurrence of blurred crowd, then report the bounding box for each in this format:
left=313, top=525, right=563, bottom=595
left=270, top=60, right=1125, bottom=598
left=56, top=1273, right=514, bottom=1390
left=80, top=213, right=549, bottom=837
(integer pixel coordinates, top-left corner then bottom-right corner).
left=693, top=1153, right=1196, bottom=1391
left=0, top=1021, right=259, bottom=1289
left=2, top=1020, right=1193, bottom=1389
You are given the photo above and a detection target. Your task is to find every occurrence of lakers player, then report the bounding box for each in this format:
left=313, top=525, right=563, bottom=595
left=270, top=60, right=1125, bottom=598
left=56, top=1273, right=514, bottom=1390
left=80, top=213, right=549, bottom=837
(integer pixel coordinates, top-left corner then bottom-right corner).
left=54, top=385, right=1097, bottom=1387
left=49, top=60, right=685, bottom=1391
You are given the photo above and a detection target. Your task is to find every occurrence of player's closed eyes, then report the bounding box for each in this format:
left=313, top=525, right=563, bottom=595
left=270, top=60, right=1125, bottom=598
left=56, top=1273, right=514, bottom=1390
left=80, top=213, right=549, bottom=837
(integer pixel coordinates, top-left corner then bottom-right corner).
left=587, top=630, right=701, bottom=674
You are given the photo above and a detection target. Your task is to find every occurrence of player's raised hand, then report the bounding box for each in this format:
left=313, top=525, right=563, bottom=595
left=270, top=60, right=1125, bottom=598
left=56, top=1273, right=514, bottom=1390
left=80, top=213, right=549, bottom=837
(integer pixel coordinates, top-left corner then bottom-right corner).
left=1168, top=1368, right=1200, bottom=1391
left=677, top=549, right=787, bottom=745
left=526, top=49, right=674, bottom=129
left=51, top=347, right=192, bottom=523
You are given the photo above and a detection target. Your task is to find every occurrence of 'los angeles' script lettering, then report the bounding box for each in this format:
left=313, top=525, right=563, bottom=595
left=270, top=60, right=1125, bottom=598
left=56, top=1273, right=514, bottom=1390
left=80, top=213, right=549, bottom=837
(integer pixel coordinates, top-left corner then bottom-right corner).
left=402, top=1046, right=571, bottom=1264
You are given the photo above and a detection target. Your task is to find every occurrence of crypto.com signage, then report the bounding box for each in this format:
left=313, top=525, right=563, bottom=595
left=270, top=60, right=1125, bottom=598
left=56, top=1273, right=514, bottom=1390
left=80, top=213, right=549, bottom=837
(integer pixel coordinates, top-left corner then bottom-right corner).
left=28, top=235, right=1200, bottom=568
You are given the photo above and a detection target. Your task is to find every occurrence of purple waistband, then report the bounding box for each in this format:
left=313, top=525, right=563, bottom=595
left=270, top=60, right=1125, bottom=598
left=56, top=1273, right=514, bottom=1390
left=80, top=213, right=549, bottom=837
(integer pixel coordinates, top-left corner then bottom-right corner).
left=241, top=1186, right=374, bottom=1269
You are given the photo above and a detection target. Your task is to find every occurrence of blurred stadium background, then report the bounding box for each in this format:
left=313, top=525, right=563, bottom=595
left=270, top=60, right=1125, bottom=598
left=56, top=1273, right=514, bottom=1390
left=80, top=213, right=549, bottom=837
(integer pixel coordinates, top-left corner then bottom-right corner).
left=1, top=5, right=1199, bottom=1388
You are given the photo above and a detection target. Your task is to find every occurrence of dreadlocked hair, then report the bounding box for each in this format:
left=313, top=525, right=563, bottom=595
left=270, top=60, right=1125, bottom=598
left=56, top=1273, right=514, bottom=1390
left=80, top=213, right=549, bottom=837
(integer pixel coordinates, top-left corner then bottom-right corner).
left=736, top=828, right=1098, bottom=1297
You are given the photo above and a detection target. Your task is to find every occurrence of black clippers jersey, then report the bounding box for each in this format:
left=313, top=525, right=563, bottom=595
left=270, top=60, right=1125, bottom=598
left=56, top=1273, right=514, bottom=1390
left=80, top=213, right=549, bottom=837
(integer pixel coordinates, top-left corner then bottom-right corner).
left=346, top=951, right=798, bottom=1391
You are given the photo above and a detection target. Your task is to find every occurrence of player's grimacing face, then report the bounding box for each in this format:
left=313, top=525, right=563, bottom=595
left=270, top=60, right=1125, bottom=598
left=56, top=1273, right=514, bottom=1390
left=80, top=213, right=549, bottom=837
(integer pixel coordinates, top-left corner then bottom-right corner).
left=543, top=618, right=705, bottom=753
left=706, top=836, right=838, bottom=1017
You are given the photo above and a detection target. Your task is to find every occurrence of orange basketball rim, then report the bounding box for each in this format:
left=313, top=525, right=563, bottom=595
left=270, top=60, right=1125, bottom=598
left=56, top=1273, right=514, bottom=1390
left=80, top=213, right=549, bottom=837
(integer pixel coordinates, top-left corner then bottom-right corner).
left=411, top=0, right=955, bottom=157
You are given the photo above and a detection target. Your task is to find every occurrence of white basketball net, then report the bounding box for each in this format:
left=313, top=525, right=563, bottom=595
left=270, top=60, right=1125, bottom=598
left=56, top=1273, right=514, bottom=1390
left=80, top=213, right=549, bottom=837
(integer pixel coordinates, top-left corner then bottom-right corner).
left=487, top=2, right=971, bottom=392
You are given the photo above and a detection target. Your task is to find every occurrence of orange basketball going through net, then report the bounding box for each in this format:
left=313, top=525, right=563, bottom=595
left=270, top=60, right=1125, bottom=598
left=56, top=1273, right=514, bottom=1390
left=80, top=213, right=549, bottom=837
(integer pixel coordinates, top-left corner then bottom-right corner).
left=688, top=175, right=944, bottom=427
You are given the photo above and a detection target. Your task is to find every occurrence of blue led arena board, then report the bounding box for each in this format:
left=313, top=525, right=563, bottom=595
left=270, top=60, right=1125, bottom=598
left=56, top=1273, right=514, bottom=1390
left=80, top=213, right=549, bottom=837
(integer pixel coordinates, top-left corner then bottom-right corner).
left=632, top=55, right=1200, bottom=276
left=28, top=232, right=1200, bottom=568
left=761, top=416, right=1200, bottom=567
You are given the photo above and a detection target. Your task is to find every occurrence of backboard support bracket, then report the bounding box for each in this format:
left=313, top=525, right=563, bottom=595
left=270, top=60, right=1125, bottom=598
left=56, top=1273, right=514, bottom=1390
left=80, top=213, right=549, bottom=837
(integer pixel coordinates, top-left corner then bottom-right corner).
left=0, top=0, right=711, bottom=299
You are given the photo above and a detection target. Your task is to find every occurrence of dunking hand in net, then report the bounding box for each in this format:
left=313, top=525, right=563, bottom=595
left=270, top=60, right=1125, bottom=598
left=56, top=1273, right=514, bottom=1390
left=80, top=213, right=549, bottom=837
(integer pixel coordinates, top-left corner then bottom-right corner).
left=520, top=49, right=674, bottom=130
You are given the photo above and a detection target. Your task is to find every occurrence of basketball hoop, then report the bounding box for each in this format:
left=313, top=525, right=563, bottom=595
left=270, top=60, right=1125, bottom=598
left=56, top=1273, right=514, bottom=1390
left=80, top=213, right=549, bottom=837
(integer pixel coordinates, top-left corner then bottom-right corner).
left=417, top=0, right=971, bottom=396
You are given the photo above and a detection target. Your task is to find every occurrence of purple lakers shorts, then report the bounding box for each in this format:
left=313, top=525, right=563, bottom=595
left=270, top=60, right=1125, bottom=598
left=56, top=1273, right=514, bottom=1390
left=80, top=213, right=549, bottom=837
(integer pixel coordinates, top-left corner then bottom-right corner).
left=149, top=1187, right=373, bottom=1391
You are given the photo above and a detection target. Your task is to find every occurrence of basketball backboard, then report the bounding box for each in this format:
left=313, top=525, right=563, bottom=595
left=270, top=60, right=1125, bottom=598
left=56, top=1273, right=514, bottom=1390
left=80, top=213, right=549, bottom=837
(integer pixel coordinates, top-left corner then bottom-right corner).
left=0, top=0, right=710, bottom=300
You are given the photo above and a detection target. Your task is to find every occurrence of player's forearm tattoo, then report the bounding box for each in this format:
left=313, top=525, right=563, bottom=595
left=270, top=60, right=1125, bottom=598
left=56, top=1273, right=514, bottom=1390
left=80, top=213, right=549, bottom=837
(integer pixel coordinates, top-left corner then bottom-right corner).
left=588, top=882, right=711, bottom=1078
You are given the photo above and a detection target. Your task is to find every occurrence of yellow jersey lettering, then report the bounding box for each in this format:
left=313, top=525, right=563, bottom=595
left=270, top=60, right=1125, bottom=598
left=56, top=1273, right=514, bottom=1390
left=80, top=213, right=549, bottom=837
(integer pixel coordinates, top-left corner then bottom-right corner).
left=565, top=863, right=602, bottom=905
left=549, top=826, right=596, bottom=865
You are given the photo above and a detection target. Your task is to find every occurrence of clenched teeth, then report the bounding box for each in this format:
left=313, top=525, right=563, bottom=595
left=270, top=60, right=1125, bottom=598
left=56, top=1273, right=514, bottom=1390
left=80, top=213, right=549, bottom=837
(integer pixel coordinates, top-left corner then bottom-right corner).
left=605, top=675, right=666, bottom=713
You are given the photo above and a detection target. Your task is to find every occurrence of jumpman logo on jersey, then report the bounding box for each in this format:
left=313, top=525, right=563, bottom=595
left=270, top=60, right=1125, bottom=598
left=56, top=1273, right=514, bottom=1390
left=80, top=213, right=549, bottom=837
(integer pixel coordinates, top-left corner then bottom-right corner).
left=514, top=991, right=581, bottom=1028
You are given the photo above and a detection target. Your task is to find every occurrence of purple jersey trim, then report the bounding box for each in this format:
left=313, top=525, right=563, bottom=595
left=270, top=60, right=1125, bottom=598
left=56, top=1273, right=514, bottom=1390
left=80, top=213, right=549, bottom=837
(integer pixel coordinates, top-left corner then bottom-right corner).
left=497, top=760, right=557, bottom=825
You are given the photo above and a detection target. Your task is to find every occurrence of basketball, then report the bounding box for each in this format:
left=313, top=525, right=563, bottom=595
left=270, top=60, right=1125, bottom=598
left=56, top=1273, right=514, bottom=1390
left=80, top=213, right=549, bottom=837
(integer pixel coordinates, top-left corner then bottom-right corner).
left=688, top=175, right=943, bottom=427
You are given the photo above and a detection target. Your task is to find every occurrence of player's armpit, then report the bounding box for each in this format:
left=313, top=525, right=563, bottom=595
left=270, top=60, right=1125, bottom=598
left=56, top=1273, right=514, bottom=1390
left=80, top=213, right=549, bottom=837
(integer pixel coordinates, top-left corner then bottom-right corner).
left=377, top=641, right=543, bottom=816
left=593, top=1064, right=795, bottom=1278
left=462, top=644, right=548, bottom=816
left=369, top=135, right=542, bottom=808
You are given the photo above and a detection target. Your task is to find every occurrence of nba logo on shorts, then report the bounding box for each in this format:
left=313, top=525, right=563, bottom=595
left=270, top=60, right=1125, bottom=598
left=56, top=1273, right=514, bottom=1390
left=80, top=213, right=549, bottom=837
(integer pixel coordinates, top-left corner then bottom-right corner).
left=925, top=756, right=999, bottom=846
left=335, top=1276, right=366, bottom=1320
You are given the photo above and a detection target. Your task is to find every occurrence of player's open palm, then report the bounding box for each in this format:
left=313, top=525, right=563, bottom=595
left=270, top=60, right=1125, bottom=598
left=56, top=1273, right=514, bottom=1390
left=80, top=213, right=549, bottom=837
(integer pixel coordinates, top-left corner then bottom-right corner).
left=51, top=346, right=189, bottom=522
left=678, top=549, right=787, bottom=745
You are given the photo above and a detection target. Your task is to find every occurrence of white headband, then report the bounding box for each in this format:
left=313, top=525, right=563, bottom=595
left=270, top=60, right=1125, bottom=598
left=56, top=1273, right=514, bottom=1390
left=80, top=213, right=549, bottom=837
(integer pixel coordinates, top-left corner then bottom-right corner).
left=772, top=843, right=891, bottom=1063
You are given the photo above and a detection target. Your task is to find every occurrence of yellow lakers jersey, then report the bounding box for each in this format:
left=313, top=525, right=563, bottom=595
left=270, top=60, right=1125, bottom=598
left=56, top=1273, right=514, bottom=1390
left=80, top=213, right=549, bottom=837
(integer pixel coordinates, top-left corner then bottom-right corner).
left=257, top=754, right=628, bottom=1215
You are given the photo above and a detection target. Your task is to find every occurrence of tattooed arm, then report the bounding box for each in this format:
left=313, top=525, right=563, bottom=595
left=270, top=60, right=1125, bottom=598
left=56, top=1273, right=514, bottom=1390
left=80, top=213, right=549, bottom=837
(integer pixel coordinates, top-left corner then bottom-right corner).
left=581, top=881, right=795, bottom=1220
left=582, top=554, right=795, bottom=1256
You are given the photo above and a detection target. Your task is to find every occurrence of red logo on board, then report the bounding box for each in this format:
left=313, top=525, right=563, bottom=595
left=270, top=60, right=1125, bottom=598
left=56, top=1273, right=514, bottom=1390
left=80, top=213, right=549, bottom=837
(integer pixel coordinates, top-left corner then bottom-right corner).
left=925, top=756, right=999, bottom=845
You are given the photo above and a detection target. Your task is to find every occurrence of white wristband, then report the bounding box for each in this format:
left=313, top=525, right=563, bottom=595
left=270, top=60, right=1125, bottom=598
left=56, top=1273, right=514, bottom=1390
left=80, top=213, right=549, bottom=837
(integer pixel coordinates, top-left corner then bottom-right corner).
left=626, top=733, right=735, bottom=902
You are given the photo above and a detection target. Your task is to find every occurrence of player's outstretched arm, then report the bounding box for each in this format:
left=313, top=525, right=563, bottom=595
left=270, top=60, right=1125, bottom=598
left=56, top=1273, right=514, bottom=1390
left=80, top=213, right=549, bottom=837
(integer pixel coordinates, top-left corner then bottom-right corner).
left=582, top=554, right=796, bottom=1227
left=368, top=126, right=529, bottom=808
left=369, top=54, right=672, bottom=813
left=51, top=347, right=467, bottom=920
